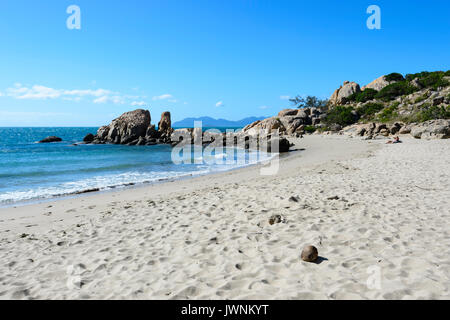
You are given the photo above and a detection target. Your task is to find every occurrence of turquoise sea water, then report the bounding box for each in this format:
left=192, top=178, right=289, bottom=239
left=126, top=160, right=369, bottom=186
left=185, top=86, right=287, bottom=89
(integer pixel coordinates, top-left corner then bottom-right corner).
left=0, top=127, right=267, bottom=206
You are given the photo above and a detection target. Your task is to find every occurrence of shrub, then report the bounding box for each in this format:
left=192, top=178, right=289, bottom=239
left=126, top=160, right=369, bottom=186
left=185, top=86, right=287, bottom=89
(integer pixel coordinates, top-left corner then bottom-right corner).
left=414, top=93, right=428, bottom=104
left=405, top=71, right=449, bottom=90
left=417, top=72, right=449, bottom=90
left=324, top=106, right=358, bottom=127
left=356, top=102, right=385, bottom=118
left=375, top=81, right=417, bottom=101
left=304, top=125, right=317, bottom=133
left=415, top=105, right=450, bottom=122
left=385, top=73, right=404, bottom=82
left=445, top=70, right=450, bottom=77
left=405, top=71, right=430, bottom=82
left=377, top=102, right=400, bottom=123
left=348, top=88, right=378, bottom=103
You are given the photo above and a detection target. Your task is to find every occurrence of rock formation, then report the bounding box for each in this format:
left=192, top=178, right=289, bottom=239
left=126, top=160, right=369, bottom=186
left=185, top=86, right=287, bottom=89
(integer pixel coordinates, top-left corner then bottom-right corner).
left=361, top=75, right=391, bottom=91
left=88, top=108, right=291, bottom=152
left=340, top=119, right=450, bottom=140
left=92, top=109, right=151, bottom=145
left=242, top=107, right=325, bottom=137
left=92, top=109, right=175, bottom=145
left=83, top=133, right=95, bottom=143
left=39, top=136, right=62, bottom=143
left=157, top=111, right=173, bottom=143
left=409, top=119, right=450, bottom=139
left=329, top=81, right=361, bottom=105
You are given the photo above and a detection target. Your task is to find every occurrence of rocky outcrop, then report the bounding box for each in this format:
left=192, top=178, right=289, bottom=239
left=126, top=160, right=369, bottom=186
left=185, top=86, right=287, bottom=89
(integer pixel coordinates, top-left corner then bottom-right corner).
left=361, top=75, right=391, bottom=91
left=158, top=112, right=172, bottom=133
left=278, top=109, right=299, bottom=117
left=329, top=81, right=361, bottom=105
left=339, top=119, right=450, bottom=140
left=91, top=109, right=177, bottom=145
left=93, top=109, right=151, bottom=145
left=39, top=136, right=62, bottom=143
left=409, top=119, right=450, bottom=139
left=157, top=111, right=173, bottom=144
left=243, top=108, right=324, bottom=137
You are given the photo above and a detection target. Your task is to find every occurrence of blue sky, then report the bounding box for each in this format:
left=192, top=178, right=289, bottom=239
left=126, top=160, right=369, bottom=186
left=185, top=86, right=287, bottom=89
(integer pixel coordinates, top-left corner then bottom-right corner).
left=0, top=0, right=449, bottom=126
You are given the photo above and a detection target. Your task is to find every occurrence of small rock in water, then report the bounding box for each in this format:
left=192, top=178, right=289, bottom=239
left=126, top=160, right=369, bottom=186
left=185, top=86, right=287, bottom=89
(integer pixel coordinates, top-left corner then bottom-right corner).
left=288, top=196, right=299, bottom=202
left=301, top=245, right=319, bottom=262
left=83, top=133, right=95, bottom=143
left=39, top=136, right=62, bottom=143
left=327, top=195, right=340, bottom=200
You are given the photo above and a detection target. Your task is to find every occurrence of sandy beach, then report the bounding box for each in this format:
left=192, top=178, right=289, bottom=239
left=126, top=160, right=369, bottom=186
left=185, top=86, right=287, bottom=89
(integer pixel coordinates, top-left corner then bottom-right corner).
left=0, top=135, right=449, bottom=300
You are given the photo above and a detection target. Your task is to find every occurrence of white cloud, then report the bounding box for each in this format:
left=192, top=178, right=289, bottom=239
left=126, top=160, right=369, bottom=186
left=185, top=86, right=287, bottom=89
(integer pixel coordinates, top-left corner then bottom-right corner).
left=215, top=101, right=224, bottom=107
left=131, top=101, right=147, bottom=107
left=259, top=105, right=270, bottom=110
left=280, top=95, right=291, bottom=100
left=63, top=89, right=113, bottom=97
left=93, top=95, right=125, bottom=105
left=6, top=84, right=115, bottom=101
left=4, top=83, right=138, bottom=105
left=7, top=85, right=61, bottom=99
left=152, top=94, right=173, bottom=101
left=93, top=96, right=109, bottom=104
left=0, top=91, right=3, bottom=97
left=0, top=111, right=72, bottom=117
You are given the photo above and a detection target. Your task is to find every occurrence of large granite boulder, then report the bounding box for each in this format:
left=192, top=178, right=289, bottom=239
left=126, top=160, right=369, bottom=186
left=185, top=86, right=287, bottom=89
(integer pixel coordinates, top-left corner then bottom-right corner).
left=410, top=119, right=450, bottom=139
left=362, top=75, right=390, bottom=91
left=171, top=128, right=194, bottom=146
left=244, top=117, right=286, bottom=135
left=158, top=111, right=172, bottom=134
left=157, top=111, right=173, bottom=143
left=266, top=137, right=290, bottom=153
left=96, top=126, right=110, bottom=140
left=278, top=109, right=298, bottom=117
left=329, top=81, right=361, bottom=105
left=95, top=109, right=151, bottom=144
left=243, top=107, right=323, bottom=137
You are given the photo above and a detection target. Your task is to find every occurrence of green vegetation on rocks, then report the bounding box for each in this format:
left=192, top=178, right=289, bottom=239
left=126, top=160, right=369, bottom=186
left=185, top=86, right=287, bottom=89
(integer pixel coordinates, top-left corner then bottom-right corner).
left=347, top=88, right=378, bottom=103
left=384, top=72, right=405, bottom=82
left=304, top=125, right=317, bottom=133
left=356, top=102, right=385, bottom=119
left=323, top=106, right=358, bottom=127
left=413, top=105, right=450, bottom=122
left=377, top=102, right=400, bottom=123
left=375, top=81, right=418, bottom=101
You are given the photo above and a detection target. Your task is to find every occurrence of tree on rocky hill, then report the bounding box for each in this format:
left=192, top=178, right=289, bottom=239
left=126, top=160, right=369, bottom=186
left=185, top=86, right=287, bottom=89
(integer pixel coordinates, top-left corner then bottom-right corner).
left=289, top=95, right=328, bottom=111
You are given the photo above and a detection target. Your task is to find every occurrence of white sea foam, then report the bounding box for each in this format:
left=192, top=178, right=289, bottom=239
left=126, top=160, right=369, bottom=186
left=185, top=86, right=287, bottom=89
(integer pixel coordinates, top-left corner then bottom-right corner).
left=0, top=149, right=276, bottom=205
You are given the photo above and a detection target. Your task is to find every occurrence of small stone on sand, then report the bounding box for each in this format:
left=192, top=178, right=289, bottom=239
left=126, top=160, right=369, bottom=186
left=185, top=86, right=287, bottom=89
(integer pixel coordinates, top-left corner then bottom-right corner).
left=301, top=245, right=318, bottom=262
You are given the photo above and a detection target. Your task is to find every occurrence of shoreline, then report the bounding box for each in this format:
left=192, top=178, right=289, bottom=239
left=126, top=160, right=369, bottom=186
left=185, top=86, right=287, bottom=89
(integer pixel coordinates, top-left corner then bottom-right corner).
left=0, top=135, right=372, bottom=235
left=0, top=144, right=286, bottom=210
left=1, top=135, right=449, bottom=299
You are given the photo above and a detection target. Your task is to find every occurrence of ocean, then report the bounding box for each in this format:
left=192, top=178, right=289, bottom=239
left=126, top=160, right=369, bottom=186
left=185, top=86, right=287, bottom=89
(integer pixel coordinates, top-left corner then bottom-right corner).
left=0, top=127, right=269, bottom=206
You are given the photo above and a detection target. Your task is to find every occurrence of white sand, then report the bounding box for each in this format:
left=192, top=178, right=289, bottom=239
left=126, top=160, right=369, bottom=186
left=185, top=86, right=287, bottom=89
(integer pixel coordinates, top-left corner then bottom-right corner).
left=0, top=135, right=449, bottom=300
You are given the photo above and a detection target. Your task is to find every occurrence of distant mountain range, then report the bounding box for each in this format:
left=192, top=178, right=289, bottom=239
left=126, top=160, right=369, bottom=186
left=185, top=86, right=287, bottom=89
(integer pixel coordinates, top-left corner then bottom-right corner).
left=172, top=116, right=267, bottom=128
